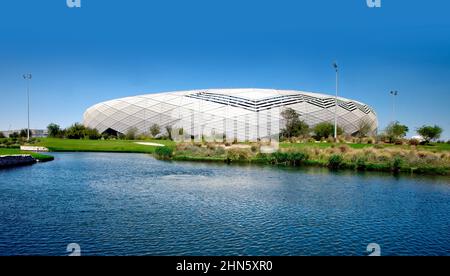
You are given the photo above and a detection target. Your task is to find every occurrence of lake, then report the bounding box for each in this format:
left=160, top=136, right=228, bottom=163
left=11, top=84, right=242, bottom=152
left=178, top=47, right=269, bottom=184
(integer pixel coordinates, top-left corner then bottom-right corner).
left=0, top=152, right=449, bottom=256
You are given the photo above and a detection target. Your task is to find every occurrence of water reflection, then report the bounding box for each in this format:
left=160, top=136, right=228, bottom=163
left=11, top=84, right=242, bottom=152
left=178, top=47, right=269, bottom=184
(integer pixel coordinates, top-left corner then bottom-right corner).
left=0, top=152, right=449, bottom=256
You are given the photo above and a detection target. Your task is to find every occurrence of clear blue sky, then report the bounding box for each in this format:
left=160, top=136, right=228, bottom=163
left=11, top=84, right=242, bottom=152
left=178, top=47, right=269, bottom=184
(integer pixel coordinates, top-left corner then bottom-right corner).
left=1, top=0, right=449, bottom=139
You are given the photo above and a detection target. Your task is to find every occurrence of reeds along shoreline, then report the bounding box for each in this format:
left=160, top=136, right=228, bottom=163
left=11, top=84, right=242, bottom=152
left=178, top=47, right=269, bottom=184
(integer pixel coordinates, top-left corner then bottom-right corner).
left=169, top=143, right=450, bottom=176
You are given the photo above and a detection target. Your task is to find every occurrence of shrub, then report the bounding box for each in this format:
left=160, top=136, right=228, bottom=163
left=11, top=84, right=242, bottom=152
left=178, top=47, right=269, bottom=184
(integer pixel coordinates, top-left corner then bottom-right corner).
left=272, top=152, right=289, bottom=163
left=355, top=156, right=367, bottom=171
left=328, top=154, right=344, bottom=169
left=251, top=145, right=258, bottom=153
left=61, top=124, right=100, bottom=140
left=338, top=145, right=350, bottom=153
left=289, top=152, right=309, bottom=166
left=326, top=136, right=335, bottom=143
left=256, top=153, right=273, bottom=164
left=336, top=135, right=347, bottom=144
left=391, top=157, right=403, bottom=173
left=136, top=134, right=150, bottom=140
left=65, top=123, right=87, bottom=139
left=314, top=122, right=343, bottom=140
left=85, top=128, right=101, bottom=140
left=150, top=124, right=161, bottom=137
left=270, top=152, right=294, bottom=165
left=385, top=121, right=409, bottom=143
left=409, top=139, right=420, bottom=146
left=227, top=148, right=252, bottom=161
left=0, top=132, right=4, bottom=139
left=214, top=147, right=225, bottom=155
left=206, top=143, right=216, bottom=150
left=19, top=129, right=33, bottom=138
left=125, top=127, right=138, bottom=140
left=269, top=151, right=310, bottom=166
left=377, top=153, right=391, bottom=162
left=9, top=132, right=19, bottom=139
left=154, top=146, right=173, bottom=160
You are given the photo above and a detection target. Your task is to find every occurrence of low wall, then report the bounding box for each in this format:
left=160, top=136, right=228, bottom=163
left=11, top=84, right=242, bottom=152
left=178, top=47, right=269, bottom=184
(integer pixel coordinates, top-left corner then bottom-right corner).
left=20, top=146, right=49, bottom=152
left=0, top=155, right=37, bottom=168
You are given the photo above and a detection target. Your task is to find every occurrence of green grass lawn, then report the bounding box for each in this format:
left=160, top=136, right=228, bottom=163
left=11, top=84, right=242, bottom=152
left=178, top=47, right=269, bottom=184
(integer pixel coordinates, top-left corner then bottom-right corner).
left=35, top=138, right=176, bottom=153
left=0, top=148, right=54, bottom=162
left=417, top=143, right=450, bottom=152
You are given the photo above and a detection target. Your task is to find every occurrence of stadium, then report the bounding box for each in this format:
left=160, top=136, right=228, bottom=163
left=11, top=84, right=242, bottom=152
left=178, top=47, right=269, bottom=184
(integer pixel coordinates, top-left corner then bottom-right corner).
left=83, top=89, right=378, bottom=142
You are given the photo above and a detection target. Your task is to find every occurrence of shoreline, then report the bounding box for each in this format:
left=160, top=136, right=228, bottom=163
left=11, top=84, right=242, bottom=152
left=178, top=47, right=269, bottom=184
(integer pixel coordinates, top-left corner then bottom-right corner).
left=0, top=149, right=55, bottom=169
left=1, top=138, right=449, bottom=176
left=1, top=148, right=447, bottom=177
left=171, top=154, right=449, bottom=177
left=0, top=155, right=36, bottom=168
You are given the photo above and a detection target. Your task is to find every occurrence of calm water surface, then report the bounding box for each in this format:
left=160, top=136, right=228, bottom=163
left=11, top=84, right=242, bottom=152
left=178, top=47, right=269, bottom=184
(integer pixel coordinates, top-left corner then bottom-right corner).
left=0, top=152, right=449, bottom=256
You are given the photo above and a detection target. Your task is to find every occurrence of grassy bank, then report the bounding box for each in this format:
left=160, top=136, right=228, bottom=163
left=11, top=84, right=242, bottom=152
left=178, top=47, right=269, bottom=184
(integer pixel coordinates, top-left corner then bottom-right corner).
left=35, top=138, right=175, bottom=153
left=7, top=138, right=449, bottom=176
left=280, top=142, right=450, bottom=152
left=0, top=148, right=54, bottom=162
left=169, top=142, right=450, bottom=176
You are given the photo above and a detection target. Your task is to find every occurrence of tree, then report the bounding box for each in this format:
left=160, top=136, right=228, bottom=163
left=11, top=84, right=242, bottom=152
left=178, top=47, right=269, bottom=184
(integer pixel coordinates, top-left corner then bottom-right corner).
left=150, top=124, right=161, bottom=137
left=0, top=132, right=5, bottom=138
left=9, top=132, right=19, bottom=139
left=417, top=125, right=443, bottom=144
left=19, top=129, right=32, bottom=138
left=47, top=123, right=62, bottom=138
left=280, top=108, right=310, bottom=138
left=356, top=119, right=372, bottom=138
left=65, top=123, right=87, bottom=139
left=313, top=122, right=343, bottom=140
left=385, top=121, right=408, bottom=143
left=165, top=125, right=173, bottom=141
left=85, top=128, right=101, bottom=140
left=125, top=127, right=138, bottom=140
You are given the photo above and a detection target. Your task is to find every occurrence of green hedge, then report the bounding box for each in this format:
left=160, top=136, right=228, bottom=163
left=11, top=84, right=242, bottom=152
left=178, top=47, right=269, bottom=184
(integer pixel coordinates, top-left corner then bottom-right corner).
left=154, top=147, right=173, bottom=160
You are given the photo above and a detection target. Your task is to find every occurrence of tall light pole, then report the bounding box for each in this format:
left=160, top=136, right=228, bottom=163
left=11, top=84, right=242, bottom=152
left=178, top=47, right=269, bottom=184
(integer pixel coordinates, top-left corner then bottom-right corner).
left=23, top=73, right=32, bottom=141
left=333, top=61, right=339, bottom=140
left=390, top=90, right=398, bottom=123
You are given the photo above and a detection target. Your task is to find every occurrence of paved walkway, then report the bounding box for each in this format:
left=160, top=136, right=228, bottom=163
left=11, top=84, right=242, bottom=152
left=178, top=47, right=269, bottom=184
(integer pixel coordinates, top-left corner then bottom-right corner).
left=134, top=142, right=166, bottom=147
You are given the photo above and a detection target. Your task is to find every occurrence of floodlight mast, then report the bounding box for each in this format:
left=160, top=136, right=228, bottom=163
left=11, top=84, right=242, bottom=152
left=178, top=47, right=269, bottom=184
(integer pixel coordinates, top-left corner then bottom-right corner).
left=23, top=73, right=32, bottom=141
left=390, top=90, right=398, bottom=123
left=333, top=62, right=339, bottom=140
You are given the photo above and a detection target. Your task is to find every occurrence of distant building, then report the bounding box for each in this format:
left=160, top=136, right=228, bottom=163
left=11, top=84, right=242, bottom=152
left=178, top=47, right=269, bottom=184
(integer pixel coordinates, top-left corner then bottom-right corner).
left=83, top=88, right=378, bottom=142
left=411, top=135, right=425, bottom=142
left=1, top=129, right=48, bottom=138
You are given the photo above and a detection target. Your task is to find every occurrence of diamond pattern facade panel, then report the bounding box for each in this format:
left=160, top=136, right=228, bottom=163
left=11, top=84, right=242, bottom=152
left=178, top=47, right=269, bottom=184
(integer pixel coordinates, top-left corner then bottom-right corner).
left=83, top=89, right=378, bottom=141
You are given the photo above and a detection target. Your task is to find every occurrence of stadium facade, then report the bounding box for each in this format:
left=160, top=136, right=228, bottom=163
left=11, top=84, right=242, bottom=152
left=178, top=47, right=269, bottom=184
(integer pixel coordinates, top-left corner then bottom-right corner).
left=83, top=89, right=378, bottom=142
